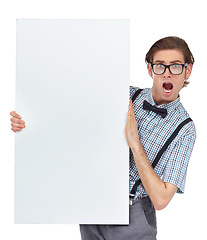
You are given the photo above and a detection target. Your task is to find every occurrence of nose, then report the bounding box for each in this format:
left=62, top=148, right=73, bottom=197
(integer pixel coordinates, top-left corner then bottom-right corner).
left=163, top=66, right=172, bottom=78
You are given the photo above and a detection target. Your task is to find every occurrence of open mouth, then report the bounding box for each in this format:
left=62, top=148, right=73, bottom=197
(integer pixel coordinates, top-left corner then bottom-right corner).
left=163, top=82, right=173, bottom=93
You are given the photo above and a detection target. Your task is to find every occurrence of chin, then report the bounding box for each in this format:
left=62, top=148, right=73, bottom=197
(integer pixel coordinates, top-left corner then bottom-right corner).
left=161, top=90, right=179, bottom=104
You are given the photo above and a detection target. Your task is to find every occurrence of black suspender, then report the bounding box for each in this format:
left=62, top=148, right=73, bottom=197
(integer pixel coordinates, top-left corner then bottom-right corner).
left=131, top=88, right=143, bottom=103
left=129, top=88, right=192, bottom=200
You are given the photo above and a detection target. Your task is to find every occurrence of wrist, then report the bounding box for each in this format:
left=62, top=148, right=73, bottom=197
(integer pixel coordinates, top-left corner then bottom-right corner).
left=130, top=141, right=142, bottom=155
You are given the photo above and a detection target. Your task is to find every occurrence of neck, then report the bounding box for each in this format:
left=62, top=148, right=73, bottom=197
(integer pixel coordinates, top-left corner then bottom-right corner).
left=152, top=88, right=176, bottom=105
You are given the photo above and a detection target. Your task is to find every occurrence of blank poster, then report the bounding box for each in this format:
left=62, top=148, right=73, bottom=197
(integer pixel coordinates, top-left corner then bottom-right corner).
left=15, top=19, right=130, bottom=224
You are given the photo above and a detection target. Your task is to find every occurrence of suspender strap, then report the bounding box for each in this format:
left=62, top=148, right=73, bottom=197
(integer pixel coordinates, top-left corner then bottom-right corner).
left=132, top=88, right=143, bottom=103
left=130, top=117, right=192, bottom=196
left=151, top=117, right=192, bottom=169
left=129, top=88, right=193, bottom=198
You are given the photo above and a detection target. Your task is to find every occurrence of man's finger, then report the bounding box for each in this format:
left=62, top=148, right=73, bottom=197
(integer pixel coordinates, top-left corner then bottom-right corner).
left=10, top=111, right=22, bottom=119
left=11, top=127, right=23, bottom=132
left=10, top=117, right=25, bottom=125
left=11, top=123, right=25, bottom=128
left=129, top=100, right=135, bottom=117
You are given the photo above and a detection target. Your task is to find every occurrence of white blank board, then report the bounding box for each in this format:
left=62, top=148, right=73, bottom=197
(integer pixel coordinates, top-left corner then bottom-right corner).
left=15, top=19, right=130, bottom=224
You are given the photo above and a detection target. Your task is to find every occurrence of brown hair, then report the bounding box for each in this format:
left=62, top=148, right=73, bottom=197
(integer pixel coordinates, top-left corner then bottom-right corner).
left=145, top=36, right=194, bottom=87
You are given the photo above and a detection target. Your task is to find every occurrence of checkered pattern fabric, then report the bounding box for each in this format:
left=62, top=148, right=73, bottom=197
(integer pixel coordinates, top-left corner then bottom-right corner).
left=129, top=86, right=196, bottom=200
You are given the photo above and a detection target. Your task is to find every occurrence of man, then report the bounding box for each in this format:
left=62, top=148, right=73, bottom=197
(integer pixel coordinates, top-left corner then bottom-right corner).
left=11, top=36, right=196, bottom=240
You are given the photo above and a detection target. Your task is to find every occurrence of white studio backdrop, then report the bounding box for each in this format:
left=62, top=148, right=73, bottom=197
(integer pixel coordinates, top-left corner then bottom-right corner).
left=15, top=19, right=129, bottom=224
left=0, top=0, right=206, bottom=239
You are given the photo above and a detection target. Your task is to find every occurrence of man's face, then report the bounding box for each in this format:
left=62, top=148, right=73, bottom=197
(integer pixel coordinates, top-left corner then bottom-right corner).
left=147, top=49, right=193, bottom=105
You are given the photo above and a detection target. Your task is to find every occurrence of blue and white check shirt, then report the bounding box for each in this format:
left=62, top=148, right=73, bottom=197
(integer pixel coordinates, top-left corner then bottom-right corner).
left=129, top=86, right=196, bottom=200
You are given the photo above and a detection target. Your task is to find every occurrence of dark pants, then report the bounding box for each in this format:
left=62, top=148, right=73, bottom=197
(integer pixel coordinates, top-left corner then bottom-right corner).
left=80, top=196, right=157, bottom=240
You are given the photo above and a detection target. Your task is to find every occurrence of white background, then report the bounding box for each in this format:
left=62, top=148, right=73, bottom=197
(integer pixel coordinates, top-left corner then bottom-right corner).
left=0, top=0, right=206, bottom=239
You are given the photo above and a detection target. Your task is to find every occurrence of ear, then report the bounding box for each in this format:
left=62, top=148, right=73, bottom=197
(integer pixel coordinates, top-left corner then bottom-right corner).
left=185, top=63, right=193, bottom=79
left=147, top=63, right=153, bottom=78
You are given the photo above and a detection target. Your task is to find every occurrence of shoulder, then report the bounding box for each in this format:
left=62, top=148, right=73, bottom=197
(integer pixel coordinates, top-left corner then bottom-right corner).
left=180, top=119, right=196, bottom=142
left=171, top=106, right=197, bottom=145
left=129, top=86, right=139, bottom=98
left=177, top=103, right=196, bottom=139
left=129, top=86, right=149, bottom=100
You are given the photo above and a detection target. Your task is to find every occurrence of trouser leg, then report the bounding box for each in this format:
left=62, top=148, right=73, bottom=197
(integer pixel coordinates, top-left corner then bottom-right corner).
left=79, top=224, right=110, bottom=240
left=79, top=196, right=157, bottom=240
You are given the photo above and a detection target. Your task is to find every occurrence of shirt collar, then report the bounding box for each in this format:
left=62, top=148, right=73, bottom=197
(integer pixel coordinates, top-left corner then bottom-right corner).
left=146, top=88, right=181, bottom=113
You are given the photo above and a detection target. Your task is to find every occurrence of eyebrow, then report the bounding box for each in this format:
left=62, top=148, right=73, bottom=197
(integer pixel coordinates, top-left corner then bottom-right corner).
left=169, top=60, right=183, bottom=64
left=153, top=60, right=183, bottom=64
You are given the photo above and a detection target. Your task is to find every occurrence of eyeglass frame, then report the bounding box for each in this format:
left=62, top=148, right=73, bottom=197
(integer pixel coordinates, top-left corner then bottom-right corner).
left=149, top=62, right=188, bottom=75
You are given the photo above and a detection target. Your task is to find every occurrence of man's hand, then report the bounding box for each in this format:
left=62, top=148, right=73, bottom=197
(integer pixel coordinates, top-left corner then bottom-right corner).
left=125, top=100, right=140, bottom=151
left=10, top=111, right=25, bottom=132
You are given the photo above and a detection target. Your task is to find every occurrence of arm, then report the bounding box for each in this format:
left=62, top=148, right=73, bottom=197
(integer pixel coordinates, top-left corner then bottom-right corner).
left=132, top=142, right=177, bottom=210
left=125, top=100, right=177, bottom=210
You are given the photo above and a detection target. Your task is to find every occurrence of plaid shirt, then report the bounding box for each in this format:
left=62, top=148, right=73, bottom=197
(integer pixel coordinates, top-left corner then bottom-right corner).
left=129, top=86, right=196, bottom=200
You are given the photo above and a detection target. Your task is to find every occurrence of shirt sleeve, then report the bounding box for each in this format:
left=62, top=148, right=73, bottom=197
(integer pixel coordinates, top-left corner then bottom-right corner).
left=162, top=130, right=196, bottom=193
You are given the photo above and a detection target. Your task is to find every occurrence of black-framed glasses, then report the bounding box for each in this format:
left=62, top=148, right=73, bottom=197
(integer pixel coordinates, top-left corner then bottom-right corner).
left=150, top=63, right=188, bottom=75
